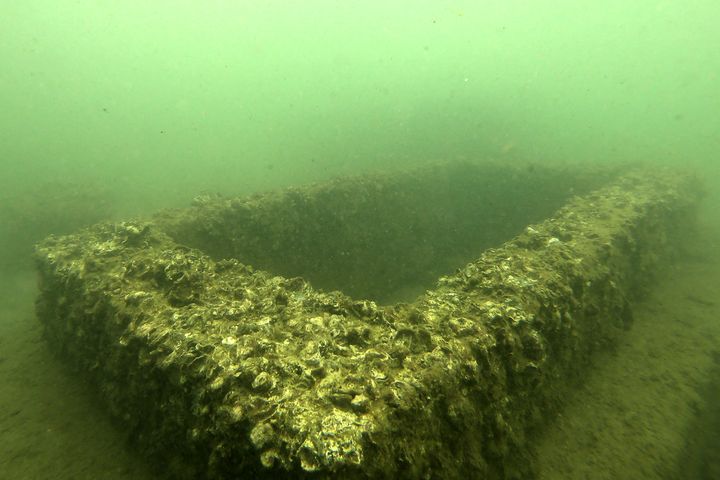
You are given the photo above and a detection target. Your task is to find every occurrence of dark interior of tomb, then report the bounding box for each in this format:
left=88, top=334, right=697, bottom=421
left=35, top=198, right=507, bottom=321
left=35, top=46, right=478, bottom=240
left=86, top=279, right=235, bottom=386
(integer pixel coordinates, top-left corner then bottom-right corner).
left=158, top=162, right=618, bottom=304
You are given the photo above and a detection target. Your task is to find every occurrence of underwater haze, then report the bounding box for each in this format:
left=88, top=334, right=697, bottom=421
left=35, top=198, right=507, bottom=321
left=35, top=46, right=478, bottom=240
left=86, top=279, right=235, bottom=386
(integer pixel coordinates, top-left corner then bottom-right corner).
left=1, top=1, right=719, bottom=213
left=1, top=1, right=719, bottom=479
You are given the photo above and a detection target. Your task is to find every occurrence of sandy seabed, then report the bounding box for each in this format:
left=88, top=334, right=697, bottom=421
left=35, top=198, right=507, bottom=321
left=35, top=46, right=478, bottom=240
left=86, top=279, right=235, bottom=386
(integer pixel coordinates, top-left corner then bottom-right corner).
left=1, top=223, right=718, bottom=480
left=535, top=220, right=720, bottom=480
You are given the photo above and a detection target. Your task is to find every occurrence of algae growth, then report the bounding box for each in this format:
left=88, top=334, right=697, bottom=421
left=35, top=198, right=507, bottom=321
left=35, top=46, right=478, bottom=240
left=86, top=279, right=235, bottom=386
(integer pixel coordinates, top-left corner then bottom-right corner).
left=34, top=163, right=699, bottom=479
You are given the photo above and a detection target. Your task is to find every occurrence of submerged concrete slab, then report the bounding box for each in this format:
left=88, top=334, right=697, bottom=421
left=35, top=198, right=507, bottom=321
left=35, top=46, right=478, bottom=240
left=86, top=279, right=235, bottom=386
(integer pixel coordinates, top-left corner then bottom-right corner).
left=34, top=162, right=700, bottom=479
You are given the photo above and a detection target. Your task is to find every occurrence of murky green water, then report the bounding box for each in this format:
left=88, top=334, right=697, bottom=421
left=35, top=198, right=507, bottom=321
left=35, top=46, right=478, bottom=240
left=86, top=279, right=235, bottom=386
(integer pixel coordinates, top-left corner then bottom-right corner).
left=1, top=1, right=718, bottom=479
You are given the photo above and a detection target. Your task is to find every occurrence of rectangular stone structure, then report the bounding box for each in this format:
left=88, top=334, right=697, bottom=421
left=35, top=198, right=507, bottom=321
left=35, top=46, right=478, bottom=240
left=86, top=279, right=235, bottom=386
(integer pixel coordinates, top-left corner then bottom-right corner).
left=35, top=162, right=700, bottom=479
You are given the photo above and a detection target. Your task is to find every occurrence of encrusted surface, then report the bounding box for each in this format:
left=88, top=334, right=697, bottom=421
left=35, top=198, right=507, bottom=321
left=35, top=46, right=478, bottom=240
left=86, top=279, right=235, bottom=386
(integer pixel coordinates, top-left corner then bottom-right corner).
left=35, top=165, right=699, bottom=479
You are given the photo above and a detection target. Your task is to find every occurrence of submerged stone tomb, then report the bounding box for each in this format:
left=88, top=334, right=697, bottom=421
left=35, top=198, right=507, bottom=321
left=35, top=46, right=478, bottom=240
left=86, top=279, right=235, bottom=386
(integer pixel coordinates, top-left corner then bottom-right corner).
left=35, top=162, right=700, bottom=479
